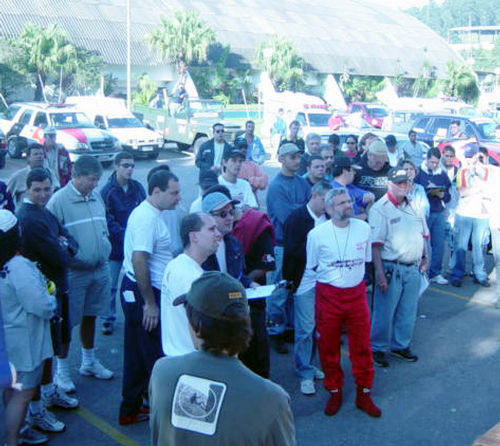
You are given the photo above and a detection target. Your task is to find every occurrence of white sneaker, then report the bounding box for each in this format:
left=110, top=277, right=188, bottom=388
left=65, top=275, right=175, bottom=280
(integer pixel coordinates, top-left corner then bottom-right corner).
left=314, top=368, right=325, bottom=380
left=300, top=379, right=316, bottom=395
left=431, top=274, right=449, bottom=285
left=43, top=386, right=79, bottom=409
left=18, top=424, right=48, bottom=444
left=28, top=407, right=65, bottom=433
left=79, top=359, right=114, bottom=380
left=53, top=371, right=76, bottom=394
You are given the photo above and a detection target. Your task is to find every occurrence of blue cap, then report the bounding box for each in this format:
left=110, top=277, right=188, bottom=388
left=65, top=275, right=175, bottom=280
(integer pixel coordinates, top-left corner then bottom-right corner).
left=202, top=192, right=239, bottom=213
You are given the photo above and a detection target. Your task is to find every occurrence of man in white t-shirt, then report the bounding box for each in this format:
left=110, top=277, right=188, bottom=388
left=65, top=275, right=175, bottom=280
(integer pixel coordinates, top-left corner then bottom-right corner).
left=119, top=169, right=181, bottom=426
left=218, top=148, right=258, bottom=209
left=305, top=187, right=381, bottom=418
left=161, top=212, right=221, bottom=356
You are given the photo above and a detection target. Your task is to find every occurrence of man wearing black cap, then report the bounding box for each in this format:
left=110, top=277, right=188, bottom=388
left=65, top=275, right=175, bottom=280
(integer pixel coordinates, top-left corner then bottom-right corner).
left=332, top=156, right=375, bottom=220
left=369, top=168, right=429, bottom=368
left=149, top=272, right=295, bottom=446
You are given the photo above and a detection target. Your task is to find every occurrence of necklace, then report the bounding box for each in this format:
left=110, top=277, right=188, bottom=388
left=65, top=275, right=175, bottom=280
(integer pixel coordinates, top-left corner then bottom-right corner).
left=332, top=220, right=351, bottom=276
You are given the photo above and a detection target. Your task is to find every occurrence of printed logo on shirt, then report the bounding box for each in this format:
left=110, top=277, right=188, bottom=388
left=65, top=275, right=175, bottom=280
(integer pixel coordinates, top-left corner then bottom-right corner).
left=389, top=217, right=401, bottom=224
left=171, top=374, right=227, bottom=436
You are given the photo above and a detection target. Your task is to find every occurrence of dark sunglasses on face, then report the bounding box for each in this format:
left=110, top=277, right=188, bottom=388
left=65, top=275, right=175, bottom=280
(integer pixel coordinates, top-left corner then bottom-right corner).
left=211, top=208, right=235, bottom=218
left=215, top=129, right=225, bottom=134
left=120, top=163, right=135, bottom=168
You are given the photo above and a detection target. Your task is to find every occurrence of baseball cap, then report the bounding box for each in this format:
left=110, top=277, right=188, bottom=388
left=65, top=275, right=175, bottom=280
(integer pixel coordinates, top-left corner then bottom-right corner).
left=334, top=156, right=361, bottom=170
left=202, top=191, right=239, bottom=213
left=0, top=210, right=17, bottom=233
left=234, top=137, right=248, bottom=150
left=388, top=168, right=409, bottom=183
left=223, top=147, right=245, bottom=160
left=463, top=141, right=480, bottom=158
left=367, top=140, right=388, bottom=157
left=44, top=126, right=57, bottom=136
left=278, top=143, right=301, bottom=157
left=173, top=271, right=249, bottom=321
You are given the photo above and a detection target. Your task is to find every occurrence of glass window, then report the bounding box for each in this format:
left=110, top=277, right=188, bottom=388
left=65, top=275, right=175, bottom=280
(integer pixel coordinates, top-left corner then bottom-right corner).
left=296, top=113, right=306, bottom=125
left=19, top=110, right=33, bottom=125
left=412, top=117, right=430, bottom=132
left=34, top=112, right=48, bottom=127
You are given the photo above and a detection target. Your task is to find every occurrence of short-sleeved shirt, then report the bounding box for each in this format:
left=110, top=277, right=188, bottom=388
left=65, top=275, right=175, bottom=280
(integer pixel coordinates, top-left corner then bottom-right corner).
left=218, top=176, right=258, bottom=209
left=304, top=219, right=371, bottom=289
left=160, top=253, right=201, bottom=356
left=354, top=159, right=390, bottom=201
left=369, top=194, right=429, bottom=263
left=123, top=200, right=173, bottom=289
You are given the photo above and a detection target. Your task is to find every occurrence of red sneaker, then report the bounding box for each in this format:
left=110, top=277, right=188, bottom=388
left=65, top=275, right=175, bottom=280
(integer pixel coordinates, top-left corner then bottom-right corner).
left=355, top=387, right=382, bottom=418
left=119, top=412, right=149, bottom=425
left=324, top=389, right=342, bottom=416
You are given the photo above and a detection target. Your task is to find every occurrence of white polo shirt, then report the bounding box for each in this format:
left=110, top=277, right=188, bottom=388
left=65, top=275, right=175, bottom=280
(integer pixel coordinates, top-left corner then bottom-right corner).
left=160, top=253, right=202, bottom=356
left=304, top=218, right=371, bottom=289
left=123, top=200, right=173, bottom=289
left=369, top=193, right=429, bottom=264
left=218, top=175, right=258, bottom=208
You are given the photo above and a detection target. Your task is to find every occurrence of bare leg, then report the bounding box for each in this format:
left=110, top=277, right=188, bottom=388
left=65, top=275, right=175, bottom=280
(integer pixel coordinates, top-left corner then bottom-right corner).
left=58, top=343, right=70, bottom=359
left=4, top=387, right=36, bottom=446
left=80, top=316, right=96, bottom=349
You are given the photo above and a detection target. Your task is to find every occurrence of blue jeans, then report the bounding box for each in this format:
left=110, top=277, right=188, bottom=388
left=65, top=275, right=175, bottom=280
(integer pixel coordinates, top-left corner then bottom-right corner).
left=102, top=260, right=122, bottom=324
left=427, top=211, right=446, bottom=278
left=371, top=262, right=421, bottom=352
left=294, top=288, right=316, bottom=380
left=451, top=215, right=489, bottom=282
left=266, top=246, right=292, bottom=335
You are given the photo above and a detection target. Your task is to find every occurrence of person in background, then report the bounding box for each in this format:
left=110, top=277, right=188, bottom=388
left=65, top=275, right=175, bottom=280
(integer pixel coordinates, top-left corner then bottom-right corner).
left=283, top=181, right=332, bottom=395
left=328, top=111, right=344, bottom=131
left=149, top=272, right=296, bottom=446
left=266, top=143, right=311, bottom=354
left=189, top=170, right=219, bottom=214
left=244, top=120, right=266, bottom=165
left=415, top=148, right=452, bottom=285
left=398, top=159, right=430, bottom=220
left=298, top=133, right=321, bottom=175
left=449, top=120, right=467, bottom=140
left=195, top=123, right=232, bottom=180
left=271, top=108, right=286, bottom=156
left=357, top=133, right=378, bottom=158
left=42, top=126, right=72, bottom=187
left=344, top=134, right=360, bottom=159
left=328, top=134, right=340, bottom=155
left=384, top=134, right=404, bottom=168
left=303, top=155, right=326, bottom=187
left=320, top=144, right=334, bottom=181
left=354, top=140, right=391, bottom=201
left=400, top=129, right=427, bottom=168
left=100, top=152, right=146, bottom=335
left=280, top=120, right=305, bottom=153
left=0, top=210, right=56, bottom=446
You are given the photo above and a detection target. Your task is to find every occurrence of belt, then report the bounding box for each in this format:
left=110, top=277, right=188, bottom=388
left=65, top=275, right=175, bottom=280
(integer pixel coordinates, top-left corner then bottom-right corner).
left=382, top=259, right=419, bottom=267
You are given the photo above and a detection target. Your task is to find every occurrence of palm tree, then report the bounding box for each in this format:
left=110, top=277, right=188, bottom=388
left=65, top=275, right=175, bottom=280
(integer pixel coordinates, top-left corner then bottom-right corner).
left=255, top=36, right=306, bottom=92
left=11, top=23, right=76, bottom=101
left=442, top=61, right=479, bottom=104
left=147, top=10, right=216, bottom=74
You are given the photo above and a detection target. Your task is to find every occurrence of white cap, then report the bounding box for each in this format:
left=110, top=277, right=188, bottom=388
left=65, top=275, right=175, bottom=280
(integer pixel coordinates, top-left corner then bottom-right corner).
left=0, top=210, right=17, bottom=232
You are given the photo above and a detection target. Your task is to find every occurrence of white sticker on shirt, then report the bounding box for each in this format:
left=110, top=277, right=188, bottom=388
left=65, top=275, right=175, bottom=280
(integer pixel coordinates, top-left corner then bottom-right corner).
left=122, top=290, right=136, bottom=303
left=171, top=374, right=227, bottom=436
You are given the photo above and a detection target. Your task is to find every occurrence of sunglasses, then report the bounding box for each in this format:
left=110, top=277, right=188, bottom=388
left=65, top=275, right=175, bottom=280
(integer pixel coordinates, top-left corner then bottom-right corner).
left=346, top=141, right=356, bottom=144
left=214, top=129, right=225, bottom=134
left=120, top=163, right=135, bottom=169
left=211, top=208, right=235, bottom=218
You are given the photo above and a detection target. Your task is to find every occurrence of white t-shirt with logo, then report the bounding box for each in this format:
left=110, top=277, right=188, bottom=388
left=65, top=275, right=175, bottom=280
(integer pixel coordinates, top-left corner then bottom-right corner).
left=218, top=175, right=258, bottom=208
left=305, top=219, right=371, bottom=289
left=123, top=200, right=173, bottom=289
left=161, top=253, right=202, bottom=356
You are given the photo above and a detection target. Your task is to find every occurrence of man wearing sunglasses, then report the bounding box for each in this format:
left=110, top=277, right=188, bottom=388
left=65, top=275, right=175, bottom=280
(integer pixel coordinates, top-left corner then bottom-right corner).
left=100, top=152, right=146, bottom=335
left=195, top=123, right=232, bottom=181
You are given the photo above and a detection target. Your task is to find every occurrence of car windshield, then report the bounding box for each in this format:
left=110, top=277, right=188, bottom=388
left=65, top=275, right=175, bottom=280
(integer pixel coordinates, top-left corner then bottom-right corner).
left=475, top=121, right=497, bottom=140
left=366, top=107, right=388, bottom=118
left=3, top=105, right=20, bottom=121
left=308, top=113, right=330, bottom=127
left=107, top=117, right=143, bottom=128
left=50, top=112, right=94, bottom=129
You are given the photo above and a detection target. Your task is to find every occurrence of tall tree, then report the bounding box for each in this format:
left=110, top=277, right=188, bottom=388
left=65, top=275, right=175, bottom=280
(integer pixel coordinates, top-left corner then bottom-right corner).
left=441, top=61, right=479, bottom=103
left=255, top=36, right=306, bottom=92
left=146, top=10, right=216, bottom=74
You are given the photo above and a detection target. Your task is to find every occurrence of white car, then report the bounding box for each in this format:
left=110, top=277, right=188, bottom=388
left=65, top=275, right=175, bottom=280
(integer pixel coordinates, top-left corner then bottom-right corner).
left=93, top=113, right=163, bottom=159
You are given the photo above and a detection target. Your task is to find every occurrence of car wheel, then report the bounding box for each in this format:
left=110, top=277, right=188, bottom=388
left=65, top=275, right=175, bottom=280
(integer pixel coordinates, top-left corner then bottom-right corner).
left=7, top=138, right=22, bottom=159
left=193, top=136, right=208, bottom=156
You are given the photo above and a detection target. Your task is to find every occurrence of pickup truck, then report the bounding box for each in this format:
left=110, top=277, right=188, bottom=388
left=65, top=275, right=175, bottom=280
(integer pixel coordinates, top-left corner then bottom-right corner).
left=134, top=99, right=241, bottom=154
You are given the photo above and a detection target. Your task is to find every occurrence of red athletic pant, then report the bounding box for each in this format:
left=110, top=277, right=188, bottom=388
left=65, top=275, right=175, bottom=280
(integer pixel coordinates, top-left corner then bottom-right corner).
left=315, top=281, right=374, bottom=391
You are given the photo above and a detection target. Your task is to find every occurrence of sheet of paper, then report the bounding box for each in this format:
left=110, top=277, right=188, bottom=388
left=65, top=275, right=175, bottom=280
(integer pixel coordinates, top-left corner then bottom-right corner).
left=419, top=273, right=429, bottom=297
left=245, top=285, right=276, bottom=300
left=123, top=290, right=136, bottom=303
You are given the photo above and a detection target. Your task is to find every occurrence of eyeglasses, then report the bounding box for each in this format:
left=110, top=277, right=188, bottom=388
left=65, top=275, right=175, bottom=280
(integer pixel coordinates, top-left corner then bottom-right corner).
left=120, top=163, right=135, bottom=169
left=211, top=208, right=235, bottom=218
left=346, top=141, right=356, bottom=144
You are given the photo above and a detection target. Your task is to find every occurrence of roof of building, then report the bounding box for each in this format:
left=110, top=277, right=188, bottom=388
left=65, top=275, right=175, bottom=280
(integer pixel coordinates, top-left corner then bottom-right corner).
left=0, top=0, right=462, bottom=77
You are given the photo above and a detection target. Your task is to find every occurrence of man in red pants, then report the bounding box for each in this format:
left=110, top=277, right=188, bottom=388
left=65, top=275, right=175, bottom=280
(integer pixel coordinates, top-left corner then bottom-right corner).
left=304, top=187, right=381, bottom=417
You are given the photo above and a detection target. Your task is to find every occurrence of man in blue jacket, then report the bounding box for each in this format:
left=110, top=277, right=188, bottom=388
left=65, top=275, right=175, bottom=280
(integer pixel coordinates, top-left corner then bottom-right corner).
left=195, top=123, right=232, bottom=181
left=100, top=152, right=146, bottom=335
left=415, top=148, right=452, bottom=285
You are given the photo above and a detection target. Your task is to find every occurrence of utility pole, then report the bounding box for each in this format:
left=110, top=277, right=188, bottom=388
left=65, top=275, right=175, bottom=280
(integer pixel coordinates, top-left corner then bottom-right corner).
left=126, top=0, right=131, bottom=110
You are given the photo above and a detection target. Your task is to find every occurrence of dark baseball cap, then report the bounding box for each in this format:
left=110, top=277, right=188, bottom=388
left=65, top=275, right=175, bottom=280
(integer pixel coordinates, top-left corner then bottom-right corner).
left=334, top=156, right=361, bottom=170
left=388, top=167, right=409, bottom=183
left=173, top=271, right=249, bottom=321
left=223, top=147, right=245, bottom=160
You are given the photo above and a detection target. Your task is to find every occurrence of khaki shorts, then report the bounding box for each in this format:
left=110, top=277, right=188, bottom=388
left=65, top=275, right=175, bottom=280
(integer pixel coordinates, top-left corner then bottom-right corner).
left=67, top=264, right=110, bottom=330
left=16, top=362, right=44, bottom=390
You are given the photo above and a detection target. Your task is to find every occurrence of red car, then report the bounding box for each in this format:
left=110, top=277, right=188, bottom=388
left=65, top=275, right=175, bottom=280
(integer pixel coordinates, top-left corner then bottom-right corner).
left=347, top=102, right=388, bottom=129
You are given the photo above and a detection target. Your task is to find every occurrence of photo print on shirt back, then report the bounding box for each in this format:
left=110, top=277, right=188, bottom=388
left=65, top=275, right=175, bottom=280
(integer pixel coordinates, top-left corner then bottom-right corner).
left=171, top=374, right=227, bottom=436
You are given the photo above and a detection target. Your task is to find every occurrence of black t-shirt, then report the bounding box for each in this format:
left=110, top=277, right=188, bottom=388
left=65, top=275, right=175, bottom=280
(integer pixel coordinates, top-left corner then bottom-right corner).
left=354, top=158, right=390, bottom=201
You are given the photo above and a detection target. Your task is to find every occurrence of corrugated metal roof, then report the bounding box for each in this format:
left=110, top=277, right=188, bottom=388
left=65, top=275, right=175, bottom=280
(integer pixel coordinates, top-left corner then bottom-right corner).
left=0, top=0, right=462, bottom=77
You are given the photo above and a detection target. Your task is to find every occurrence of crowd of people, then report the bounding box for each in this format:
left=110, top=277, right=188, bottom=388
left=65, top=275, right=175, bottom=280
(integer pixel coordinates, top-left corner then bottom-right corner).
left=0, top=117, right=499, bottom=445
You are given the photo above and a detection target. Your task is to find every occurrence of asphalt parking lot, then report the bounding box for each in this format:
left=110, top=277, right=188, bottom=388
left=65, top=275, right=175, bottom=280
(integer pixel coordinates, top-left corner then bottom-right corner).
left=1, top=149, right=500, bottom=445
